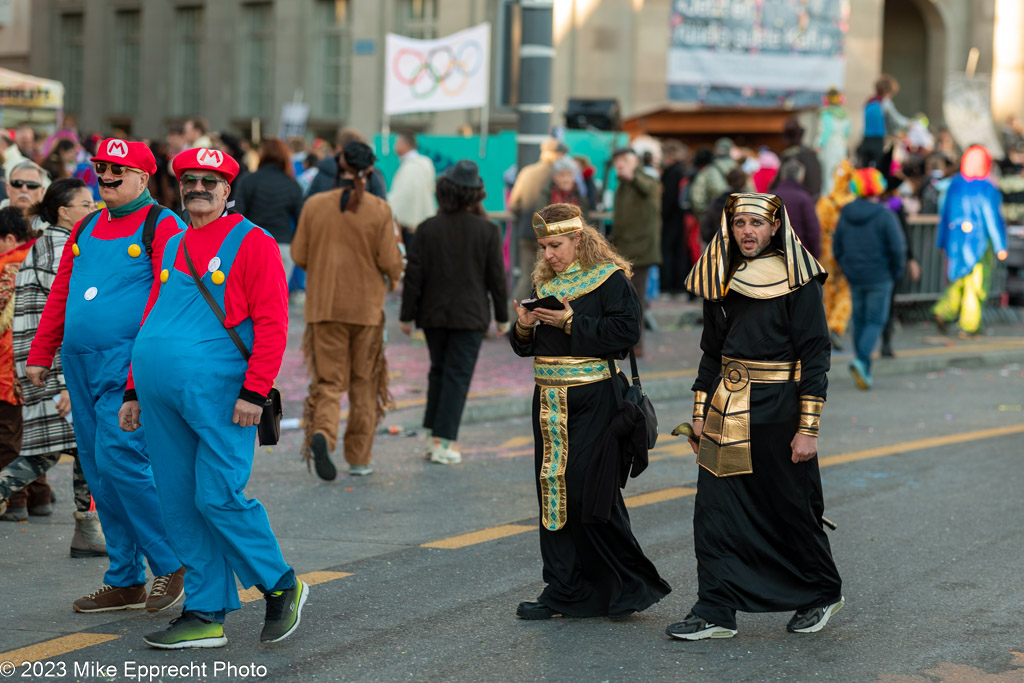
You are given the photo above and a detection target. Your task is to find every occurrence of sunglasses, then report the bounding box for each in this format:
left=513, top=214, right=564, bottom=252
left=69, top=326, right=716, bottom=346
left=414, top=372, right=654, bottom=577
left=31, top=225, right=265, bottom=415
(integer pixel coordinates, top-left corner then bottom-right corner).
left=9, top=179, right=42, bottom=190
left=93, top=162, right=142, bottom=177
left=180, top=174, right=226, bottom=190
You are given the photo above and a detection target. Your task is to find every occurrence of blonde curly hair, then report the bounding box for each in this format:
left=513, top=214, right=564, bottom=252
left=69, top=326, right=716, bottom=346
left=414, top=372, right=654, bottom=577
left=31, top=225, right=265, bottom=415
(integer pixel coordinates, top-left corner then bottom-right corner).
left=531, top=203, right=633, bottom=286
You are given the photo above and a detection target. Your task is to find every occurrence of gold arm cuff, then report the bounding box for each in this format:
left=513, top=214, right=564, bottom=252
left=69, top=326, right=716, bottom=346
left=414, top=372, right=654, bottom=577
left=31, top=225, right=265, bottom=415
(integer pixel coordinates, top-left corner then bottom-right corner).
left=515, top=321, right=535, bottom=339
left=693, top=390, right=709, bottom=421
left=797, top=395, right=824, bottom=436
left=560, top=312, right=573, bottom=334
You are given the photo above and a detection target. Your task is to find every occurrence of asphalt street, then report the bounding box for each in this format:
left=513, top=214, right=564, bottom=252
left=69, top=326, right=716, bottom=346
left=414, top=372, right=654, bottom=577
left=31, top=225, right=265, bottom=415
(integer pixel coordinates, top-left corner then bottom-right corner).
left=2, top=349, right=1024, bottom=681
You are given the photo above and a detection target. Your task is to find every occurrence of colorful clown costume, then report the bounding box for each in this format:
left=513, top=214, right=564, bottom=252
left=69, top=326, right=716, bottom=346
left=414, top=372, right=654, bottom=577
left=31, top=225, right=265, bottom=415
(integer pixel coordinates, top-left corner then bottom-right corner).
left=933, top=145, right=1008, bottom=335
left=131, top=212, right=294, bottom=622
left=28, top=201, right=185, bottom=595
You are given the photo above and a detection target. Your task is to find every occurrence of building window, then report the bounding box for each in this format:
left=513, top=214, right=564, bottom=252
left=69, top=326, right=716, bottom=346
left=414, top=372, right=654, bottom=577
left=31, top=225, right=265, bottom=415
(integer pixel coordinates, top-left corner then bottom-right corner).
left=112, top=10, right=141, bottom=114
left=398, top=0, right=438, bottom=39
left=313, top=0, right=350, bottom=119
left=58, top=14, right=84, bottom=116
left=239, top=2, right=273, bottom=119
left=173, top=7, right=204, bottom=116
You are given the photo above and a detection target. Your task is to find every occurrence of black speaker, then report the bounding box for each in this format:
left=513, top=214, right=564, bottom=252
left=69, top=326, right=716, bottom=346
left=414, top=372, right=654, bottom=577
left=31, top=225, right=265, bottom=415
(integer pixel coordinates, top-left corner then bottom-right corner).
left=565, top=98, right=621, bottom=131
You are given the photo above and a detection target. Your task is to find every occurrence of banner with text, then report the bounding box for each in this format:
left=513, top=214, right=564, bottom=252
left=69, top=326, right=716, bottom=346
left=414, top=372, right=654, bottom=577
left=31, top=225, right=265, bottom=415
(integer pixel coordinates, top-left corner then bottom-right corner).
left=667, top=0, right=848, bottom=108
left=384, top=23, right=490, bottom=116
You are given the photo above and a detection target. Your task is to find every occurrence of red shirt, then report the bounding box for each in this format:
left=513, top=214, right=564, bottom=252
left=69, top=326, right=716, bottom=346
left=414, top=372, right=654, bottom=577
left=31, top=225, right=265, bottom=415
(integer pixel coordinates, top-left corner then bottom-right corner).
left=28, top=206, right=182, bottom=369
left=131, top=214, right=288, bottom=397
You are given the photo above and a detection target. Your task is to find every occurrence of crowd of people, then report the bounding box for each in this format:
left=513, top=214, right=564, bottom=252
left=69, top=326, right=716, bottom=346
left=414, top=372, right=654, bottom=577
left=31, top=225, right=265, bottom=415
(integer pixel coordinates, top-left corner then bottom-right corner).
left=0, top=72, right=1014, bottom=649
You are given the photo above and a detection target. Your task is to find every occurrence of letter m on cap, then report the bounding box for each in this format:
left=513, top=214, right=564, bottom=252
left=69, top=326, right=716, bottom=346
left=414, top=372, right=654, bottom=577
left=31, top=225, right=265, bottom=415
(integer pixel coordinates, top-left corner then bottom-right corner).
left=197, top=149, right=223, bottom=167
left=107, top=139, right=128, bottom=157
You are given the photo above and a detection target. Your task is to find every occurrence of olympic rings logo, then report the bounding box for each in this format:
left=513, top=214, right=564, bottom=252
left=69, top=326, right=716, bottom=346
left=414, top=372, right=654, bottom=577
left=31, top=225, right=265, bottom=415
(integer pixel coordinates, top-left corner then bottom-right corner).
left=391, top=40, right=484, bottom=99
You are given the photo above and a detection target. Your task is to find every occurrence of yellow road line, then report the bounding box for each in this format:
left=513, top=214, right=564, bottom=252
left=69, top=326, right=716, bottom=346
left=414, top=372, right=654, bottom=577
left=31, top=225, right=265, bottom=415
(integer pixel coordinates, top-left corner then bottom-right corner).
left=238, top=570, right=353, bottom=603
left=0, top=633, right=120, bottom=665
left=499, top=435, right=534, bottom=449
left=818, top=423, right=1024, bottom=467
left=624, top=487, right=697, bottom=508
left=421, top=524, right=534, bottom=549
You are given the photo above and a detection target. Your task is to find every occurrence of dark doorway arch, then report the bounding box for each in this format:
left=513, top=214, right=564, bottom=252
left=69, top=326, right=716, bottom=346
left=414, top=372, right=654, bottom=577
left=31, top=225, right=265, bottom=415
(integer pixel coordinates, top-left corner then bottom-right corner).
left=881, top=0, right=947, bottom=120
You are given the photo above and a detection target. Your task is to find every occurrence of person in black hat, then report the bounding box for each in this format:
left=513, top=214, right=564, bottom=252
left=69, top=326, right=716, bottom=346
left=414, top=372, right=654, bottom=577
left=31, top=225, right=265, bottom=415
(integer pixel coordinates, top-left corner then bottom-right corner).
left=399, top=160, right=509, bottom=464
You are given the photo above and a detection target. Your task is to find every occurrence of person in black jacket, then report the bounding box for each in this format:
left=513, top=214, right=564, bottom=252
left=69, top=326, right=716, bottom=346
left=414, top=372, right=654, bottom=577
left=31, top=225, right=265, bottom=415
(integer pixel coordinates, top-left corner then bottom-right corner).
left=233, top=137, right=303, bottom=283
left=399, top=160, right=509, bottom=465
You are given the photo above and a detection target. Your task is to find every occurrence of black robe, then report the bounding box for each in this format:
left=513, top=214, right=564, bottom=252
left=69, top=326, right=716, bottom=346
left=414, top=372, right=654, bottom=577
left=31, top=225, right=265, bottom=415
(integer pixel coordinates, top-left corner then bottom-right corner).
left=691, top=279, right=842, bottom=629
left=511, top=269, right=671, bottom=618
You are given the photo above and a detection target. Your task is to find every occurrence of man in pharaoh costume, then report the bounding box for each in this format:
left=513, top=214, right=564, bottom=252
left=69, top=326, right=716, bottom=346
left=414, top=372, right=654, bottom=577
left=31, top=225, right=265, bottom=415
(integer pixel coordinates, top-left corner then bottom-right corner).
left=666, top=193, right=844, bottom=640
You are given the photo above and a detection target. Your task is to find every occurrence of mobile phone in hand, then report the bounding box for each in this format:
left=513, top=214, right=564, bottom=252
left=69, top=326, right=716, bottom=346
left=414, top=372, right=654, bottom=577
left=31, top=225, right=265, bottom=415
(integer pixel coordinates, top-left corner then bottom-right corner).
left=521, top=295, right=565, bottom=311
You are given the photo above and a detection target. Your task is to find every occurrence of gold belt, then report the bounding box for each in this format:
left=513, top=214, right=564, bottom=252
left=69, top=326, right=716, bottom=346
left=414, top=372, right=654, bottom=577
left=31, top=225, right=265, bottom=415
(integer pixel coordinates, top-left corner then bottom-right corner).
left=697, top=356, right=801, bottom=477
left=533, top=356, right=611, bottom=388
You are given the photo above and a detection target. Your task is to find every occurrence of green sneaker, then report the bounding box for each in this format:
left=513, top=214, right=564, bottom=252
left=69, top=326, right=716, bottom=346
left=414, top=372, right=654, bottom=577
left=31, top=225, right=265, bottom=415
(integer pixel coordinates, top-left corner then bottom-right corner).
left=143, top=612, right=227, bottom=649
left=260, top=579, right=308, bottom=643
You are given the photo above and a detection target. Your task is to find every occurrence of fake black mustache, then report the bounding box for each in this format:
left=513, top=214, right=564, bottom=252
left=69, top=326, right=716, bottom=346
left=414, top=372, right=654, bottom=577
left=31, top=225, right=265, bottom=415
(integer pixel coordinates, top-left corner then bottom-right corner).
left=184, top=191, right=214, bottom=202
left=97, top=178, right=123, bottom=188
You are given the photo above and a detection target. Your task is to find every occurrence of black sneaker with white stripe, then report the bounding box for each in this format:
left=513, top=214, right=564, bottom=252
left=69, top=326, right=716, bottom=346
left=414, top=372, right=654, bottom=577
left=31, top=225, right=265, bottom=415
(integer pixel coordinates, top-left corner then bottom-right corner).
left=665, top=612, right=737, bottom=640
left=786, top=596, right=845, bottom=633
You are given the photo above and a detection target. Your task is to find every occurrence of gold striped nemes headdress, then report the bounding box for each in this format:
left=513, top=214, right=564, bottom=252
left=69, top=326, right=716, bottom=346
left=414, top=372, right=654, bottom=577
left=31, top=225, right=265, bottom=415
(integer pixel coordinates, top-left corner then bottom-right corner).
left=533, top=213, right=583, bottom=239
left=684, top=192, right=825, bottom=301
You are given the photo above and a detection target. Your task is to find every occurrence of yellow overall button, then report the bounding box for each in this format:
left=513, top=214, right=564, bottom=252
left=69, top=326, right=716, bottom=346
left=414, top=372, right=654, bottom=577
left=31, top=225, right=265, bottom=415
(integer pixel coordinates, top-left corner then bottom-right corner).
left=72, top=244, right=80, bottom=257
left=128, top=243, right=142, bottom=257
left=160, top=269, right=169, bottom=283
left=211, top=270, right=225, bottom=285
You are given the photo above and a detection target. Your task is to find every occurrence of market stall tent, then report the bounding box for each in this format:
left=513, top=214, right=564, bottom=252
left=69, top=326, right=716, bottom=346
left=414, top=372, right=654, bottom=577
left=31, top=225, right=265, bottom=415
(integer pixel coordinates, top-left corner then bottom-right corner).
left=0, top=67, right=64, bottom=131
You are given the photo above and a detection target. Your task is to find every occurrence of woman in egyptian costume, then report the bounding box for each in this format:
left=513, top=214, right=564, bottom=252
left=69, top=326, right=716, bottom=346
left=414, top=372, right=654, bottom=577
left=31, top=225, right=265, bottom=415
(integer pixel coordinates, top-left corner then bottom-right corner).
left=681, top=193, right=842, bottom=629
left=510, top=203, right=670, bottom=620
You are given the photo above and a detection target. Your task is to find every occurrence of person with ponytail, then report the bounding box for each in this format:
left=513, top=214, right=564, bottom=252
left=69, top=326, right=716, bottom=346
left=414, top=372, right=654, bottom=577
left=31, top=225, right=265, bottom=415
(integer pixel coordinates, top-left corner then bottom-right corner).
left=292, top=141, right=404, bottom=480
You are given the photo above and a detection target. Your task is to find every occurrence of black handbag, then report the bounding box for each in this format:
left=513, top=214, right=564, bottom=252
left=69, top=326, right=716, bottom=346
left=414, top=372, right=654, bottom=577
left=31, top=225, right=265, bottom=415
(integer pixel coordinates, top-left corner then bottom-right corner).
left=608, top=349, right=658, bottom=449
left=184, top=245, right=283, bottom=446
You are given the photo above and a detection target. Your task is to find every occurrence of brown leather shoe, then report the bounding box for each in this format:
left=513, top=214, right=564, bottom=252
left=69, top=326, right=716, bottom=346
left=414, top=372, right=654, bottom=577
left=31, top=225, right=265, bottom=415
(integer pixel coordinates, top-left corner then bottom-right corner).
left=147, top=567, right=186, bottom=612
left=73, top=584, right=147, bottom=613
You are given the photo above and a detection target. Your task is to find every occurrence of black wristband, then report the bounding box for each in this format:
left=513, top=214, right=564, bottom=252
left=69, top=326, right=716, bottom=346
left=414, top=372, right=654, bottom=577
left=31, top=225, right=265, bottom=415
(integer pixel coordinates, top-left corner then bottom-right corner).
left=123, top=389, right=138, bottom=403
left=239, top=387, right=267, bottom=406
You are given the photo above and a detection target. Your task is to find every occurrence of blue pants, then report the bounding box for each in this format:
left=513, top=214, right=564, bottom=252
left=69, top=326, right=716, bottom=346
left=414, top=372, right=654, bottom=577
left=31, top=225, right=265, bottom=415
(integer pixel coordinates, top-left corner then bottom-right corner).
left=62, top=343, right=180, bottom=587
left=850, top=281, right=894, bottom=374
left=140, top=385, right=293, bottom=618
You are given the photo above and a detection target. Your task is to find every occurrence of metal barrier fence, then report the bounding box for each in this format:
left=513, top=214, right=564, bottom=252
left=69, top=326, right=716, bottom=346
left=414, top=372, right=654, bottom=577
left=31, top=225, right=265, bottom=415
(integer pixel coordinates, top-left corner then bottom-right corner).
left=896, top=215, right=1008, bottom=304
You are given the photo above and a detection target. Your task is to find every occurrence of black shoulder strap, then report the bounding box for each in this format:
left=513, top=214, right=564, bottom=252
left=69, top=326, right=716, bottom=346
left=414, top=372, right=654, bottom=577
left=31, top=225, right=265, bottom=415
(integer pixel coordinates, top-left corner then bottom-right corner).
left=142, top=204, right=167, bottom=259
left=182, top=241, right=251, bottom=361
left=72, top=209, right=103, bottom=245
left=605, top=348, right=642, bottom=410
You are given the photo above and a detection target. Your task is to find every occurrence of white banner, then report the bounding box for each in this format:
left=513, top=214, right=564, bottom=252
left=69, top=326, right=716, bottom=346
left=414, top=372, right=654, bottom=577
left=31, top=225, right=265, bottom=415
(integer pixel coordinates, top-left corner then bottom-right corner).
left=384, top=23, right=490, bottom=116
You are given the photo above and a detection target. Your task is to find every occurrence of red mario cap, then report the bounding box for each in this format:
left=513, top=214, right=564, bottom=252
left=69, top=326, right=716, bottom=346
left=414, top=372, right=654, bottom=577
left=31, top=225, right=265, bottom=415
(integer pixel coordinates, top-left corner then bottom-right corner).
left=90, top=138, right=157, bottom=175
left=171, top=148, right=240, bottom=183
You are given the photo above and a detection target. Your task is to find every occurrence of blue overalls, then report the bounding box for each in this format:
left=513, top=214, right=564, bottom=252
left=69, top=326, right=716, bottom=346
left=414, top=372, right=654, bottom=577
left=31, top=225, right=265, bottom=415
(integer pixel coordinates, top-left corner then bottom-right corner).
left=61, top=208, right=182, bottom=588
left=132, top=218, right=293, bottom=621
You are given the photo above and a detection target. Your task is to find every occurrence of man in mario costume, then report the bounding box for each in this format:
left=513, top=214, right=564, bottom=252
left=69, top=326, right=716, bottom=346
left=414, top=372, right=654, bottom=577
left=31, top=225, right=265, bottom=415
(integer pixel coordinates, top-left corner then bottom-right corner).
left=120, top=147, right=306, bottom=649
left=26, top=138, right=186, bottom=613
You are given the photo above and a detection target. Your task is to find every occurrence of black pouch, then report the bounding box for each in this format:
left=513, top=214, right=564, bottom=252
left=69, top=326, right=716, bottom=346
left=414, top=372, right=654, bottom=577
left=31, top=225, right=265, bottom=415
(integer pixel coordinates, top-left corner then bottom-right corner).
left=258, top=387, right=283, bottom=446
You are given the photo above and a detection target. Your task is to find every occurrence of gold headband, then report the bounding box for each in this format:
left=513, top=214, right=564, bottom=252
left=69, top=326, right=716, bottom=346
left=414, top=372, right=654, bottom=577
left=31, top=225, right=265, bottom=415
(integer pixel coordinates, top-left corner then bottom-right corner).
left=532, top=213, right=584, bottom=239
left=725, top=193, right=782, bottom=223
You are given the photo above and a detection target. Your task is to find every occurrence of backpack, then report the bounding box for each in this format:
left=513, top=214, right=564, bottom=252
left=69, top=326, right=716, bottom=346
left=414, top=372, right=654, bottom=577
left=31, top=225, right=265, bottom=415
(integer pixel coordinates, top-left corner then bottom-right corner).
left=75, top=204, right=166, bottom=259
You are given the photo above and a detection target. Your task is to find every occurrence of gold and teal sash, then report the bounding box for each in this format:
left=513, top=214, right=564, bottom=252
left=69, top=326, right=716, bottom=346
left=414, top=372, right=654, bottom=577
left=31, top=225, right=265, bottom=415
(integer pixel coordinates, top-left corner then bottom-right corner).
left=537, top=261, right=621, bottom=302
left=533, top=356, right=613, bottom=531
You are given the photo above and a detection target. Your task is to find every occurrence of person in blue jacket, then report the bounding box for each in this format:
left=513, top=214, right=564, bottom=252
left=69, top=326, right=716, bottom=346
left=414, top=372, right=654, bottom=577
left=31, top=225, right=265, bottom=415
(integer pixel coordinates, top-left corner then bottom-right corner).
left=832, top=168, right=906, bottom=390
